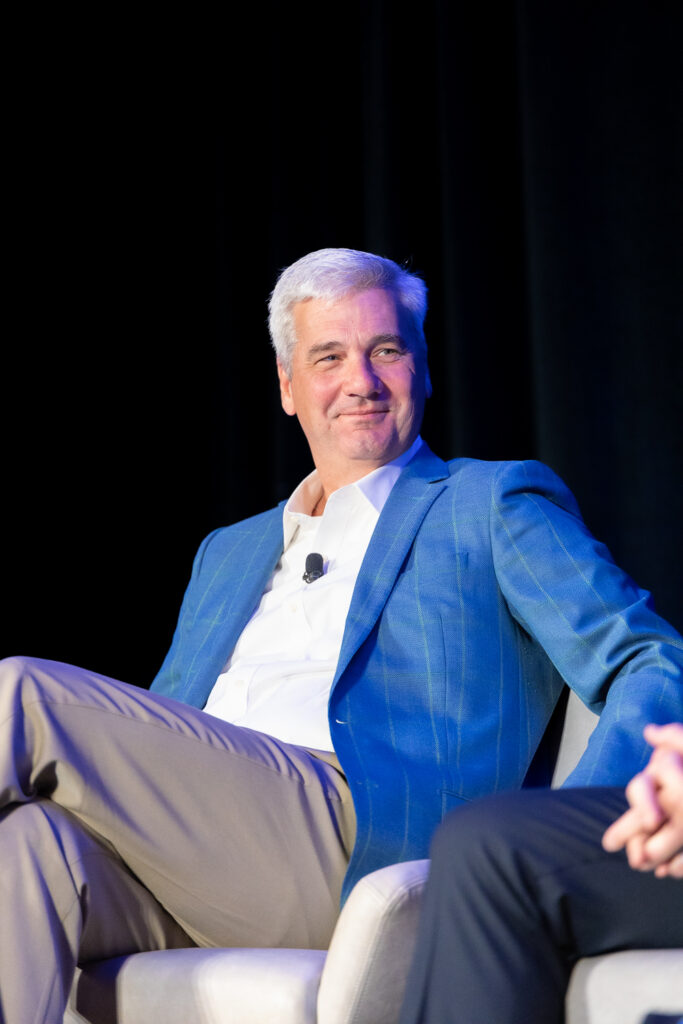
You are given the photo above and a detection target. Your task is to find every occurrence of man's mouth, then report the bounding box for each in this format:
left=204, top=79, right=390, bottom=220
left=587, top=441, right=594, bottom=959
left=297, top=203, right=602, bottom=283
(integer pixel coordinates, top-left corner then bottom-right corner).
left=337, top=408, right=390, bottom=418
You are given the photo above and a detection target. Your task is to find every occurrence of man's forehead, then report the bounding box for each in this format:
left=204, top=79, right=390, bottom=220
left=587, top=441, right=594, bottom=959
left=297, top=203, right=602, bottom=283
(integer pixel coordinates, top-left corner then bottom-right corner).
left=292, top=287, right=410, bottom=340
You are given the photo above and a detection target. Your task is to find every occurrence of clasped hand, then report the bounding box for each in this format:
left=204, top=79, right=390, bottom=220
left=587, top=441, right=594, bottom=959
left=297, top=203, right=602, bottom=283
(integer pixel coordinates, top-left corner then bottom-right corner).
left=602, top=723, right=683, bottom=878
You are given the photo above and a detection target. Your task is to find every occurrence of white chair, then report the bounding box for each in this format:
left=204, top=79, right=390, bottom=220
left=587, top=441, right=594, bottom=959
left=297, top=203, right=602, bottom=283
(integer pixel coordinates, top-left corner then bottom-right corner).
left=66, top=693, right=683, bottom=1024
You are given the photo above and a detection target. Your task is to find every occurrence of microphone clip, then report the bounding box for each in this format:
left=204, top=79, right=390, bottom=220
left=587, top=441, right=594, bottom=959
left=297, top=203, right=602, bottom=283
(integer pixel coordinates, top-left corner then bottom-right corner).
left=303, top=552, right=324, bottom=584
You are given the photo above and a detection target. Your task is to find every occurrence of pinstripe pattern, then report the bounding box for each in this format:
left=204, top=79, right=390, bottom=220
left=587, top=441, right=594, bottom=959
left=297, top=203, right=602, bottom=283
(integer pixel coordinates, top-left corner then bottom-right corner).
left=151, top=445, right=683, bottom=899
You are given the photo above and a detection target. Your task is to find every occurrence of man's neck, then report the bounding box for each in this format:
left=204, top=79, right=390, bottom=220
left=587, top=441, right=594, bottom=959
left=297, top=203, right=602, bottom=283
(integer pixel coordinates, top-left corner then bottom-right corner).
left=309, top=436, right=424, bottom=517
left=311, top=491, right=327, bottom=517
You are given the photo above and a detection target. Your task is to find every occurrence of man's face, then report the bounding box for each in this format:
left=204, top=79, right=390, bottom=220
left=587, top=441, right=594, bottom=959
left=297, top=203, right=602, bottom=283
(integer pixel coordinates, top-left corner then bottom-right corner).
left=278, top=288, right=431, bottom=490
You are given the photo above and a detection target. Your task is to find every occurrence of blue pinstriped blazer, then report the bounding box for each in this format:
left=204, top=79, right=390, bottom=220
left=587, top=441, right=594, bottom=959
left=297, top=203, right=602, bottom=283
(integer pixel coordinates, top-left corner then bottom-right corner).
left=151, top=445, right=683, bottom=898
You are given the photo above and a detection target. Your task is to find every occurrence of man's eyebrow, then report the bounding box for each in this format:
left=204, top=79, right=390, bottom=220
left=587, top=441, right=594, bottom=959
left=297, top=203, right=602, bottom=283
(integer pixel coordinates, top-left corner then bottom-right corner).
left=372, top=333, right=406, bottom=347
left=305, top=334, right=406, bottom=359
left=305, top=341, right=345, bottom=358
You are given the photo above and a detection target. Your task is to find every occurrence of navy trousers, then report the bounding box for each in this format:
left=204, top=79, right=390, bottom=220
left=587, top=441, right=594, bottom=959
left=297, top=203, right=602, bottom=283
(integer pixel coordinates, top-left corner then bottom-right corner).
left=399, top=788, right=683, bottom=1024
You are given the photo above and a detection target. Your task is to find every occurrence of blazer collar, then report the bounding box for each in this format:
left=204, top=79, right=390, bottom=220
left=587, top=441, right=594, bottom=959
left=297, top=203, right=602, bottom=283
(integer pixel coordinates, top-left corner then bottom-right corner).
left=333, top=443, right=450, bottom=685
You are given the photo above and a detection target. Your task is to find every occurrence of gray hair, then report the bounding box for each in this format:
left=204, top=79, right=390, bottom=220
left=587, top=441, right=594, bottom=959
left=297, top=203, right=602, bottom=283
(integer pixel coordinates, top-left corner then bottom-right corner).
left=268, top=248, right=428, bottom=375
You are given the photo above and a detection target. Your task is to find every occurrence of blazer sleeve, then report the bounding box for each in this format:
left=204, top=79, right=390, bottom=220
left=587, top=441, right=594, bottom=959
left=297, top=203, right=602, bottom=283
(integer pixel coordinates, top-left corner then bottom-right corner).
left=149, top=528, right=223, bottom=701
left=489, top=460, right=683, bottom=786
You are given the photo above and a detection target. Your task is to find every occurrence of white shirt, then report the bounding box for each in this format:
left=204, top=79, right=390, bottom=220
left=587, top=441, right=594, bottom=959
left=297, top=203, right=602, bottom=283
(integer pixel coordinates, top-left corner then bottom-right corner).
left=203, top=437, right=423, bottom=750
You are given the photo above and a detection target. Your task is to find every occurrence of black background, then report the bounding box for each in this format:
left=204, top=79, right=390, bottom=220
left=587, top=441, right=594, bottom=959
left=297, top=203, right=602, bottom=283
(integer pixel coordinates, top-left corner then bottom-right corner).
left=4, top=2, right=682, bottom=685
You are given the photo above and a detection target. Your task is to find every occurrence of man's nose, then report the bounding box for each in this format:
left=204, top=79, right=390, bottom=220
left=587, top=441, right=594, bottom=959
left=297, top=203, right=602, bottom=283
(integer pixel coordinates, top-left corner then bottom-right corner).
left=343, top=355, right=383, bottom=397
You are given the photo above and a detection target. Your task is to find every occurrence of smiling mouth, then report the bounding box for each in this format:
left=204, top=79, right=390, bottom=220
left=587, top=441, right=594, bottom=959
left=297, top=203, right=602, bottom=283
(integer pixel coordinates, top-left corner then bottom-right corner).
left=338, top=408, right=390, bottom=417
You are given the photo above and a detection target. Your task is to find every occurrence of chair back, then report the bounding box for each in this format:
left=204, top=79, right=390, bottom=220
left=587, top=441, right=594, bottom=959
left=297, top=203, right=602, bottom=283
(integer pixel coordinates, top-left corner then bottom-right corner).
left=551, top=689, right=600, bottom=787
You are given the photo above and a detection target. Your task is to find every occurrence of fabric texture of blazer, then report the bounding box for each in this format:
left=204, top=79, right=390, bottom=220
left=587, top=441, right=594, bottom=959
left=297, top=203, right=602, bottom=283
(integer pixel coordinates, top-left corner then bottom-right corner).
left=151, top=445, right=683, bottom=898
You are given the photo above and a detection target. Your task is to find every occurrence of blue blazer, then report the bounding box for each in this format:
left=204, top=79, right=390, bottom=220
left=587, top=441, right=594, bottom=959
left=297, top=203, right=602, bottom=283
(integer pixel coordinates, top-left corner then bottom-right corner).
left=151, top=445, right=683, bottom=898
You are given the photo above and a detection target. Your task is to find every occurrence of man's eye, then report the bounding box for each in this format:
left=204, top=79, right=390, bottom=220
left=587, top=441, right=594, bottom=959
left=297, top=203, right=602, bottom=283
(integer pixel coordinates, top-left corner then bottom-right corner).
left=375, top=347, right=402, bottom=358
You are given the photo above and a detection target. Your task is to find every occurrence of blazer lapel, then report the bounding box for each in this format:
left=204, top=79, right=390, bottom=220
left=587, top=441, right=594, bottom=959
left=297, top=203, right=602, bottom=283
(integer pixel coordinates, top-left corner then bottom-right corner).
left=333, top=445, right=450, bottom=686
left=217, top=505, right=286, bottom=658
left=179, top=504, right=287, bottom=708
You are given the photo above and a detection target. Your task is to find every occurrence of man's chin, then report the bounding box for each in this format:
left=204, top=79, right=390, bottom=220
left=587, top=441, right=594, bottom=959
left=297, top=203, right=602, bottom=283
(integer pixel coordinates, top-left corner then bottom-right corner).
left=341, top=434, right=404, bottom=465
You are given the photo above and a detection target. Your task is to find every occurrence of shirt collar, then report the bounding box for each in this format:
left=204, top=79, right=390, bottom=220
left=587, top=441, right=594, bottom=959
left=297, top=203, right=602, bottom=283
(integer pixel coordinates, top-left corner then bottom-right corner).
left=283, top=436, right=424, bottom=548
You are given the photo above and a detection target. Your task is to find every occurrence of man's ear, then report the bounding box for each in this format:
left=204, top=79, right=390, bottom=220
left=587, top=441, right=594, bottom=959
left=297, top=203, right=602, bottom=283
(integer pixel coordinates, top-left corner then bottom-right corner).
left=277, top=360, right=296, bottom=416
left=425, top=364, right=433, bottom=398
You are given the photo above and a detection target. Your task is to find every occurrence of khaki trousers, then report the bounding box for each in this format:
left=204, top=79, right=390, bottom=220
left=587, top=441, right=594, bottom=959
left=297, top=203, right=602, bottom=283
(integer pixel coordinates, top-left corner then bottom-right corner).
left=0, top=657, right=356, bottom=1024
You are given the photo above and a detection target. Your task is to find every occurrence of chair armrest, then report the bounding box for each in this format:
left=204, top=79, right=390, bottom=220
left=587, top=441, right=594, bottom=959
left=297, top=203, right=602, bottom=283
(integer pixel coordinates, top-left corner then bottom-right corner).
left=566, top=950, right=683, bottom=1024
left=317, top=859, right=430, bottom=1024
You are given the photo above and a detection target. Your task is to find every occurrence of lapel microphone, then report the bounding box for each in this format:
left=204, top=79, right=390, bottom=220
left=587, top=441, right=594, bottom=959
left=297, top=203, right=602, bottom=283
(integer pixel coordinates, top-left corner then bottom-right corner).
left=303, top=552, right=324, bottom=584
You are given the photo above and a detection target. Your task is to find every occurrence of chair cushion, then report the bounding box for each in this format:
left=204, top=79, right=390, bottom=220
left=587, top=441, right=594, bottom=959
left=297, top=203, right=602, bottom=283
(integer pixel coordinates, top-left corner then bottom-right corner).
left=65, top=860, right=431, bottom=1024
left=566, top=949, right=683, bottom=1024
left=68, top=947, right=326, bottom=1024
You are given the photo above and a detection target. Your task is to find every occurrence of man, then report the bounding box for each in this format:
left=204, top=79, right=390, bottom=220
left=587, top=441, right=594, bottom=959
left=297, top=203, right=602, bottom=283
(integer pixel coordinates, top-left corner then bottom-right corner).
left=398, top=723, right=683, bottom=1024
left=1, top=248, right=681, bottom=1023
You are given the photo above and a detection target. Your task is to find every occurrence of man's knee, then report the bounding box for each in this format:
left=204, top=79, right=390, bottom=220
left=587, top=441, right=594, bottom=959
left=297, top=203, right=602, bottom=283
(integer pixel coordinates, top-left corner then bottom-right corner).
left=0, top=654, right=55, bottom=697
left=429, top=790, right=563, bottom=891
left=0, top=654, right=49, bottom=676
left=433, top=791, right=530, bottom=857
left=0, top=654, right=28, bottom=683
left=0, top=655, right=107, bottom=714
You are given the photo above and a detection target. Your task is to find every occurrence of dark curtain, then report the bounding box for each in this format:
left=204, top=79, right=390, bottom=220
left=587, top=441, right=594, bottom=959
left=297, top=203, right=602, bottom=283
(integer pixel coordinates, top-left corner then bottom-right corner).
left=5, top=2, right=681, bottom=684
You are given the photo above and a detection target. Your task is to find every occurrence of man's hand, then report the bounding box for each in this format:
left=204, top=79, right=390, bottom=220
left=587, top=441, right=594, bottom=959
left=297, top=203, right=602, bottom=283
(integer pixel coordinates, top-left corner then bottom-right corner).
left=602, top=723, right=683, bottom=878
